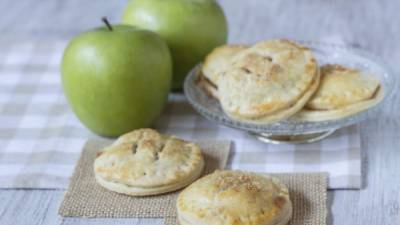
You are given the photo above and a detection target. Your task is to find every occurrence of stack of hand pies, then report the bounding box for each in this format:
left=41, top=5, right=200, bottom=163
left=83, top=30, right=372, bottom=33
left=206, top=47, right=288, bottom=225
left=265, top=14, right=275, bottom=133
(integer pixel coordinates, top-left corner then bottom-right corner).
left=199, top=39, right=384, bottom=123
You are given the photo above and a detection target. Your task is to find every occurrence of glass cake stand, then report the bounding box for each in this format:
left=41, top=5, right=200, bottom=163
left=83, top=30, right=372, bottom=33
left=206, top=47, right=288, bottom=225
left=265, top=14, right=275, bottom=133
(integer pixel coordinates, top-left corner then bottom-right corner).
left=183, top=42, right=396, bottom=144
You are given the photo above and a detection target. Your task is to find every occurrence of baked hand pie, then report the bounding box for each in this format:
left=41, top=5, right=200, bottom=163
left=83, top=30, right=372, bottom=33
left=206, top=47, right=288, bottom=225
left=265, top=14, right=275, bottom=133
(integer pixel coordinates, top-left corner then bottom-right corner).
left=295, top=64, right=383, bottom=121
left=94, top=129, right=204, bottom=196
left=200, top=44, right=248, bottom=98
left=177, top=170, right=292, bottom=225
left=217, top=39, right=320, bottom=123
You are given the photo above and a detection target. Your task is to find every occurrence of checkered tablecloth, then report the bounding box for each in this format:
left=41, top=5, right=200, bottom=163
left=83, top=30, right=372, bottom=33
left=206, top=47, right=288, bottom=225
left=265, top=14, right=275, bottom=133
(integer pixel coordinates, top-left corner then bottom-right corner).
left=0, top=41, right=361, bottom=189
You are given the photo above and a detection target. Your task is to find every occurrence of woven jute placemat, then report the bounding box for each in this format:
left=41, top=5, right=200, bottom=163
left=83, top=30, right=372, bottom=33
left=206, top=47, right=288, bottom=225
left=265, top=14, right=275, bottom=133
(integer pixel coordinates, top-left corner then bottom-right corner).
left=164, top=173, right=328, bottom=225
left=59, top=139, right=231, bottom=218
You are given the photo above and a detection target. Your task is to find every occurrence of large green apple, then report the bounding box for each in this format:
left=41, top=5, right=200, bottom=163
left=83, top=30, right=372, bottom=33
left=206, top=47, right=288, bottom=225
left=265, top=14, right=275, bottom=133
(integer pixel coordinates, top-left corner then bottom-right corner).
left=61, top=23, right=172, bottom=137
left=122, top=0, right=228, bottom=90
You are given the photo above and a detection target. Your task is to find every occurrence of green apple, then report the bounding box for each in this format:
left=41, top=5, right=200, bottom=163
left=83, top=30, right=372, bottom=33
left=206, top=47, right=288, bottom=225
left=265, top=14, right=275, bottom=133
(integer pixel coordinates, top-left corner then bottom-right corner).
left=61, top=21, right=172, bottom=137
left=122, top=0, right=228, bottom=90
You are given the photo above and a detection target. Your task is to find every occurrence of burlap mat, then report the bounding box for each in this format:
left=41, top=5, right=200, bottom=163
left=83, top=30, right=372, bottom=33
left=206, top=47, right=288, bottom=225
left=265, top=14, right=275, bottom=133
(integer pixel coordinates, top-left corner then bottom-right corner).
left=164, top=173, right=327, bottom=225
left=59, top=139, right=231, bottom=218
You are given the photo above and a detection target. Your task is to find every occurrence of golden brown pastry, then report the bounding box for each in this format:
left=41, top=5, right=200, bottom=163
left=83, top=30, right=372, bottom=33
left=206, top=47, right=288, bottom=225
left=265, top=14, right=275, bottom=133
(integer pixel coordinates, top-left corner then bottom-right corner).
left=295, top=64, right=383, bottom=121
left=94, top=129, right=204, bottom=196
left=177, top=170, right=292, bottom=225
left=218, top=39, right=320, bottom=123
left=200, top=44, right=248, bottom=99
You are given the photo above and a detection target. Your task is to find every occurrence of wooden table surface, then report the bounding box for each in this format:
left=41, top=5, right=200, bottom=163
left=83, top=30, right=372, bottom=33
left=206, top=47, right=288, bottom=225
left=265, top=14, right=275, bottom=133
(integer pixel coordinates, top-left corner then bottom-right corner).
left=0, top=0, right=399, bottom=224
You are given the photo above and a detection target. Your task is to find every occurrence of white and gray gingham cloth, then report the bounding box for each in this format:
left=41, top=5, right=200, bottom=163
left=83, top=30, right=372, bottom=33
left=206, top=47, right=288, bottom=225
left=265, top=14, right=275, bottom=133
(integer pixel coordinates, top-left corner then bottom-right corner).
left=0, top=41, right=361, bottom=189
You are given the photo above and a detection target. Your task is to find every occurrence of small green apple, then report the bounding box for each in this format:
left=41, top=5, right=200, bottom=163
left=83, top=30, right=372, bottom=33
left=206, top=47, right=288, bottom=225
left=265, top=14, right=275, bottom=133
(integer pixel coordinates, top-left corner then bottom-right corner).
left=61, top=20, right=172, bottom=137
left=122, top=0, right=228, bottom=90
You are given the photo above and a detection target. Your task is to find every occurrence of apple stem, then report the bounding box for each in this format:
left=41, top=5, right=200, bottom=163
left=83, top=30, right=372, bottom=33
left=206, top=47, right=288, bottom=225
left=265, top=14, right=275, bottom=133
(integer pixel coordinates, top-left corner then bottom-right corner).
left=102, top=17, right=113, bottom=31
